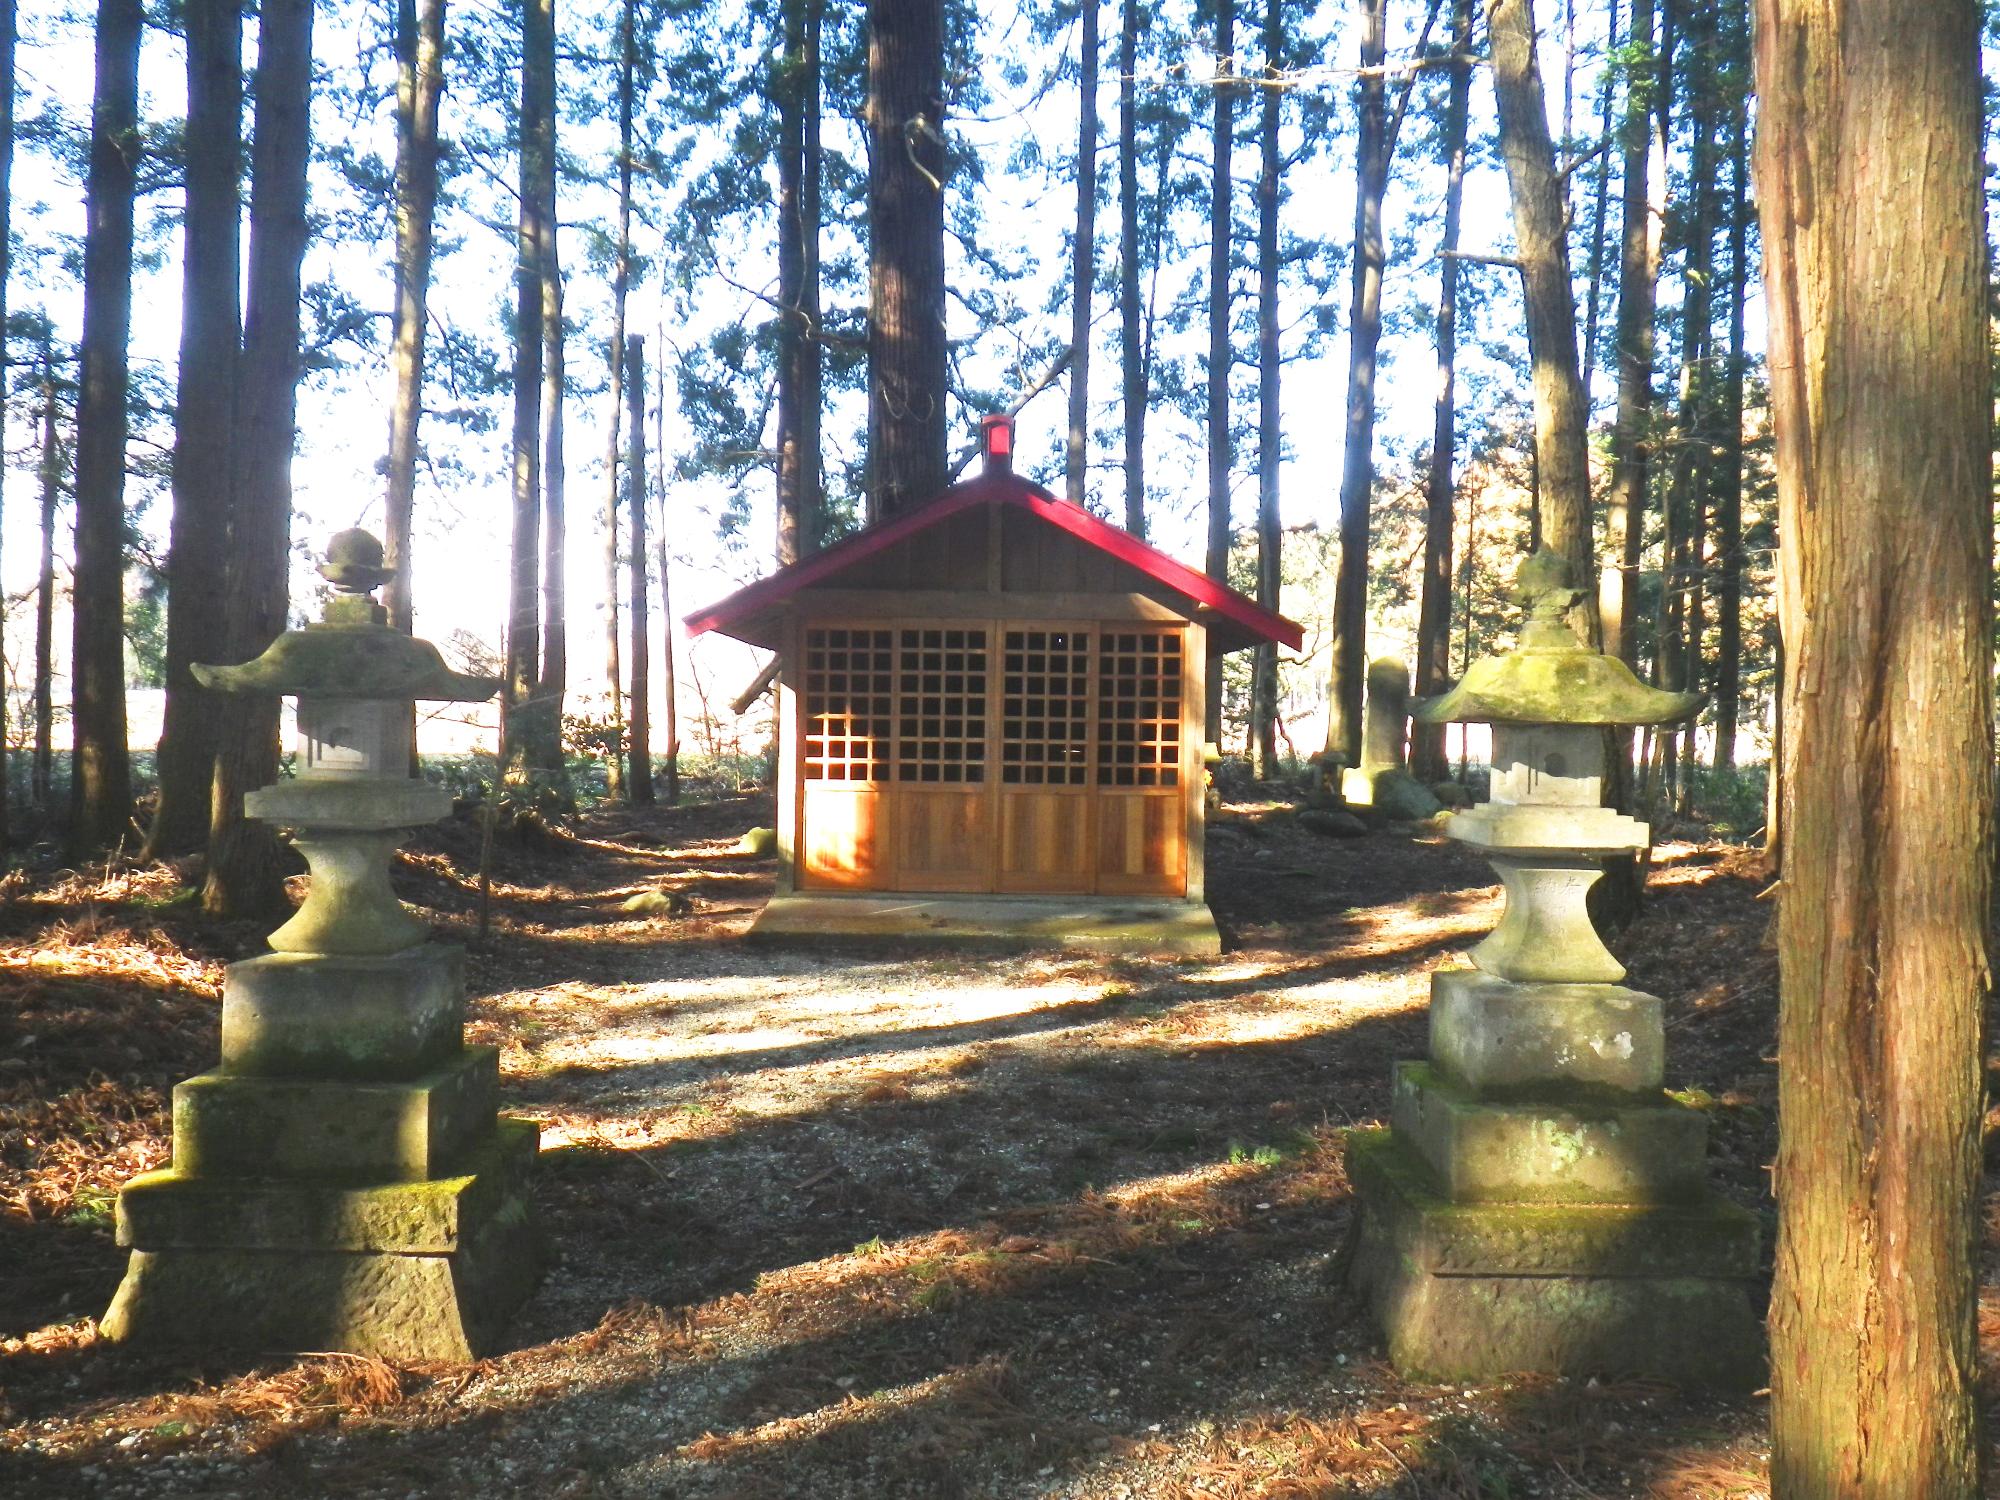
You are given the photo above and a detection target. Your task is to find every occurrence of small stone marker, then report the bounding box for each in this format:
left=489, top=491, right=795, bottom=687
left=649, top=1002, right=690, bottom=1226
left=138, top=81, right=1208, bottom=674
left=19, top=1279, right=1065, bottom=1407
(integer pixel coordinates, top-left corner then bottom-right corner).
left=101, top=530, right=541, bottom=1360
left=1345, top=546, right=1761, bottom=1387
left=1342, top=656, right=1442, bottom=820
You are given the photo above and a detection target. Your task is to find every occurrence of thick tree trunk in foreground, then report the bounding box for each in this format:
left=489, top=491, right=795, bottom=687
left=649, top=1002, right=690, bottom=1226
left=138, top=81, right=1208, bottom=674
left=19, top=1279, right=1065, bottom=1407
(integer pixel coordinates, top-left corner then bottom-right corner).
left=383, top=0, right=445, bottom=636
left=70, top=0, right=144, bottom=853
left=626, top=336, right=653, bottom=806
left=1324, top=0, right=1388, bottom=770
left=150, top=0, right=243, bottom=858
left=1065, top=0, right=1099, bottom=504
left=776, top=0, right=822, bottom=562
left=865, top=0, right=948, bottom=522
left=1117, top=0, right=1143, bottom=536
left=1203, top=0, right=1234, bottom=740
left=1489, top=0, right=1594, bottom=636
left=1412, top=0, right=1472, bottom=785
left=1756, top=0, right=1991, bottom=1492
left=1250, top=0, right=1283, bottom=781
left=205, top=0, right=312, bottom=916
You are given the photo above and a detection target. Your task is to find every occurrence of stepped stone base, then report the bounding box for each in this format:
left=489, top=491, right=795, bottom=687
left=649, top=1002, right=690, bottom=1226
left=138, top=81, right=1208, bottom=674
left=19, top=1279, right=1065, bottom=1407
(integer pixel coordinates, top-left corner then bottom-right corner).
left=222, top=945, right=465, bottom=1079
left=101, top=1118, right=541, bottom=1361
left=1347, top=1130, right=1762, bottom=1388
left=1429, top=968, right=1663, bottom=1095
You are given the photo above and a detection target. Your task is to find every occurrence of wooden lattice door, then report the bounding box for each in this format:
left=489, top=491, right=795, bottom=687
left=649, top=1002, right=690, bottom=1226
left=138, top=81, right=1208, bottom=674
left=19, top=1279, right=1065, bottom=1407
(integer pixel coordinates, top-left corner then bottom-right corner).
left=799, top=626, right=894, bottom=888
left=997, top=626, right=1096, bottom=892
left=892, top=626, right=993, bottom=891
left=1095, top=628, right=1187, bottom=895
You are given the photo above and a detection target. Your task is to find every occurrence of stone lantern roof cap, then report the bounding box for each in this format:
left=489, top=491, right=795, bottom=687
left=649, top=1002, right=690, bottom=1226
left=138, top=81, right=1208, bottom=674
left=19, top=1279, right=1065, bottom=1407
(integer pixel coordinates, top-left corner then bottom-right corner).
left=1413, top=546, right=1702, bottom=728
left=191, top=529, right=501, bottom=703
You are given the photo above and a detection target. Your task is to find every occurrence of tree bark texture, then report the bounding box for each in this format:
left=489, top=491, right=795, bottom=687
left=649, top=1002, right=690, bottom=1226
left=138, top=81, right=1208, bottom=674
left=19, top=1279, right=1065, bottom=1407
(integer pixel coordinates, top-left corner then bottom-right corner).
left=1710, top=20, right=1748, bottom=773
left=655, top=418, right=680, bottom=807
left=149, top=0, right=242, bottom=858
left=1203, top=0, right=1234, bottom=739
left=1117, top=0, right=1143, bottom=536
left=33, top=336, right=59, bottom=806
left=1489, top=0, right=1594, bottom=636
left=1756, top=0, right=1991, bottom=1491
left=384, top=0, right=445, bottom=636
left=601, top=0, right=634, bottom=798
left=1065, top=0, right=1099, bottom=505
left=1325, top=0, right=1387, bottom=769
left=1412, top=0, right=1472, bottom=785
left=205, top=0, right=312, bottom=916
left=626, top=335, right=654, bottom=805
left=865, top=0, right=948, bottom=522
left=776, top=0, right=822, bottom=562
left=1576, top=0, right=1619, bottom=396
left=540, top=174, right=568, bottom=743
left=70, top=0, right=144, bottom=852
left=1250, top=0, right=1282, bottom=781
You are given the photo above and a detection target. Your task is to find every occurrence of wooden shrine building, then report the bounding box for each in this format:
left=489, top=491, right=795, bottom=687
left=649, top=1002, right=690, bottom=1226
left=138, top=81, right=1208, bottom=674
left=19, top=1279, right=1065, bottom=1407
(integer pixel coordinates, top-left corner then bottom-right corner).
left=685, top=416, right=1302, bottom=953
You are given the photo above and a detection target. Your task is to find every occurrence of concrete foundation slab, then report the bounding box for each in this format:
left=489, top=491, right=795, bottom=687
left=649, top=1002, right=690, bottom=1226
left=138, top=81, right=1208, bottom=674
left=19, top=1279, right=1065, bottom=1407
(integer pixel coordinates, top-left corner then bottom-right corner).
left=750, top=892, right=1222, bottom=955
left=1347, top=1130, right=1762, bottom=1388
left=1391, top=1062, right=1707, bottom=1205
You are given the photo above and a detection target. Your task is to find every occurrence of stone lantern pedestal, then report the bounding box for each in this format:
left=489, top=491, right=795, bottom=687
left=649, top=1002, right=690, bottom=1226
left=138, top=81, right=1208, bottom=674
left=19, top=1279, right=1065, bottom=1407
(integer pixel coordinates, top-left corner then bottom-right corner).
left=1347, top=549, right=1761, bottom=1387
left=101, top=531, right=540, bottom=1360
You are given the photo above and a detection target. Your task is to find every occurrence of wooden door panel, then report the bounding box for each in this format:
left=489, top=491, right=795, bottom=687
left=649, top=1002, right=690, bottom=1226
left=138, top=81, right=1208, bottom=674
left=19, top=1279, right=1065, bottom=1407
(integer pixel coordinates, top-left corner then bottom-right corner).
left=896, top=789, right=991, bottom=891
left=1097, top=790, right=1185, bottom=895
left=800, top=787, right=886, bottom=889
left=1000, top=791, right=1093, bottom=892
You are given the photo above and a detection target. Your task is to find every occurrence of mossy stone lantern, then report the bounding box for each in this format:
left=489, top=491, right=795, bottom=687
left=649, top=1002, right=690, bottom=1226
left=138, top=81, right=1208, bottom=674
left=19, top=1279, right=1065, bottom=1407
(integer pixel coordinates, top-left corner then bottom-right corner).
left=101, top=530, right=542, bottom=1361
left=1345, top=546, right=1762, bottom=1388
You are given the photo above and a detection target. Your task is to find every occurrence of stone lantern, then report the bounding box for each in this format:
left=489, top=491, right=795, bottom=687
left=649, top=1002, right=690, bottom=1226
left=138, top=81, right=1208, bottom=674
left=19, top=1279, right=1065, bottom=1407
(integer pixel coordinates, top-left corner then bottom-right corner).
left=101, top=530, right=541, bottom=1360
left=1346, top=547, right=1760, bottom=1387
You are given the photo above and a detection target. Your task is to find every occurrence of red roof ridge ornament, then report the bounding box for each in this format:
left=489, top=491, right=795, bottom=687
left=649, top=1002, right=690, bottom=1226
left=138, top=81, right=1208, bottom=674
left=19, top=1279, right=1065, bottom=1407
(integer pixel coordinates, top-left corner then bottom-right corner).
left=980, top=413, right=1014, bottom=474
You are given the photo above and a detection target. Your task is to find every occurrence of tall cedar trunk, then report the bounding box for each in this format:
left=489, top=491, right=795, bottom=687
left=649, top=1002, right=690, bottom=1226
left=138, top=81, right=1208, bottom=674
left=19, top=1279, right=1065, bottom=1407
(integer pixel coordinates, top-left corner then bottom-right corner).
left=1576, top=0, right=1618, bottom=394
left=1250, top=0, right=1282, bottom=780
left=601, top=0, right=633, bottom=798
left=540, top=209, right=567, bottom=751
left=655, top=418, right=680, bottom=806
left=1756, top=0, right=1992, bottom=1490
left=149, top=0, right=242, bottom=857
left=1065, top=0, right=1099, bottom=504
left=865, top=0, right=948, bottom=522
left=70, top=0, right=143, bottom=853
left=0, top=0, right=13, bottom=848
left=34, top=340, right=60, bottom=806
left=1665, top=0, right=1717, bottom=807
left=1598, top=0, right=1661, bottom=668
left=777, top=0, right=823, bottom=561
left=1412, top=0, right=1473, bottom=784
left=204, top=0, right=312, bottom=916
left=1202, top=0, right=1234, bottom=740
left=626, top=335, right=653, bottom=804
left=1490, top=0, right=1593, bottom=637
left=1324, top=0, right=1386, bottom=770
left=384, top=0, right=445, bottom=635
left=505, top=0, right=552, bottom=775
left=1709, top=23, right=1747, bottom=773
left=1117, top=0, right=1143, bottom=535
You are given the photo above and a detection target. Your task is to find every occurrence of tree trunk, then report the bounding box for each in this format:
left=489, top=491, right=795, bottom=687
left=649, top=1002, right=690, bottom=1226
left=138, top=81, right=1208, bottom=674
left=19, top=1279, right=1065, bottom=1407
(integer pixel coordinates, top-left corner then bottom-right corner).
left=1203, top=0, right=1234, bottom=741
left=601, top=0, right=633, bottom=798
left=1757, top=0, right=1991, bottom=1493
left=1709, top=13, right=1747, bottom=774
left=0, top=0, right=12, bottom=848
left=383, top=0, right=445, bottom=637
left=33, top=337, right=60, bottom=807
left=1250, top=0, right=1282, bottom=781
left=865, top=0, right=948, bottom=522
left=656, top=424, right=680, bottom=807
left=149, top=0, right=242, bottom=858
left=776, top=0, right=822, bottom=562
left=504, top=0, right=553, bottom=776
left=540, top=189, right=567, bottom=756
left=1489, top=0, right=1594, bottom=634
left=1324, top=0, right=1387, bottom=770
left=1118, top=0, right=1143, bottom=536
left=1412, top=0, right=1472, bottom=786
left=1576, top=0, right=1619, bottom=395
left=1065, top=0, right=1099, bottom=505
left=70, top=0, right=144, bottom=854
left=626, top=335, right=653, bottom=805
left=204, top=0, right=312, bottom=917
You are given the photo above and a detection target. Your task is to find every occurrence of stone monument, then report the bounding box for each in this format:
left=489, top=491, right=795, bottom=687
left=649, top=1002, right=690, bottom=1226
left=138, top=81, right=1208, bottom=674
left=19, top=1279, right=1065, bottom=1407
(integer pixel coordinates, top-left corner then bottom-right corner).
left=101, top=530, right=541, bottom=1360
left=1340, top=656, right=1442, bottom=820
left=1346, top=547, right=1761, bottom=1386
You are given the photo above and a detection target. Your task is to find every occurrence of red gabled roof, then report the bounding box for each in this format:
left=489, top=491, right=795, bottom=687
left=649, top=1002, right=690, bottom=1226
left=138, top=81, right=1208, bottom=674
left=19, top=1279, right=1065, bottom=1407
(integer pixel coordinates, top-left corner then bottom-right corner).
left=684, top=469, right=1304, bottom=654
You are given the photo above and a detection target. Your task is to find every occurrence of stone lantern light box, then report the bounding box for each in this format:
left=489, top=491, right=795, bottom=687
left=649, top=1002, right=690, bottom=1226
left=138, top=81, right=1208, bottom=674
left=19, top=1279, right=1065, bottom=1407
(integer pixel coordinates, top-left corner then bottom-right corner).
left=101, top=530, right=542, bottom=1361
left=1345, top=546, right=1763, bottom=1389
